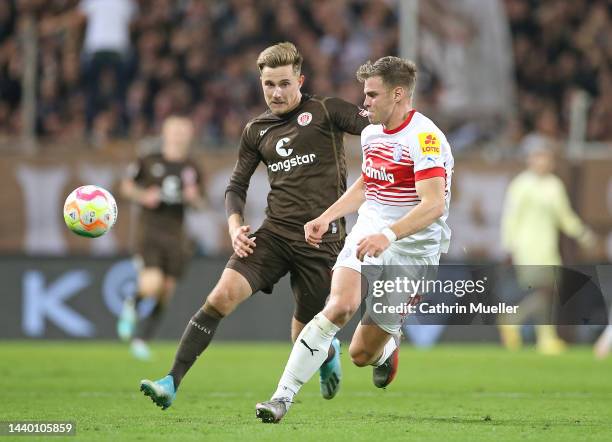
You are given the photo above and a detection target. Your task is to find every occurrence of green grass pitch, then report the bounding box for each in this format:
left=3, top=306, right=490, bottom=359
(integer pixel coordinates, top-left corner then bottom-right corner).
left=1, top=342, right=611, bottom=441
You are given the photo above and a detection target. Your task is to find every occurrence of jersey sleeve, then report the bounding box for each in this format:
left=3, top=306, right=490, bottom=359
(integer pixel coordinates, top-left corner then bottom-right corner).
left=551, top=176, right=586, bottom=239
left=325, top=97, right=370, bottom=135
left=224, top=123, right=262, bottom=218
left=408, top=126, right=447, bottom=182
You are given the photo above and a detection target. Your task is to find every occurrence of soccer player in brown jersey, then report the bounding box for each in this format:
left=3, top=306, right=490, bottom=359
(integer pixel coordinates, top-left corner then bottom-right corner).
left=139, top=42, right=369, bottom=409
left=118, top=115, right=205, bottom=360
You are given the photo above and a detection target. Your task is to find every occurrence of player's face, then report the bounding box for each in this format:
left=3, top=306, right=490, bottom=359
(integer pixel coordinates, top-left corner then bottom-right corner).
left=362, top=76, right=394, bottom=126
left=162, top=118, right=194, bottom=160
left=261, top=65, right=304, bottom=115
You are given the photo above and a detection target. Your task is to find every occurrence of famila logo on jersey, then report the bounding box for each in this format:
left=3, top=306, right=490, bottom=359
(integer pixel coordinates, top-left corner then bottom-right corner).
left=362, top=158, right=395, bottom=183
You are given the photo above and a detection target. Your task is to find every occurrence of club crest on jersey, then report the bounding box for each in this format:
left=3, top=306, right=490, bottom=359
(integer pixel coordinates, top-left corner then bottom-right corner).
left=418, top=132, right=441, bottom=156
left=297, top=112, right=312, bottom=126
left=275, top=137, right=293, bottom=157
left=393, top=145, right=403, bottom=162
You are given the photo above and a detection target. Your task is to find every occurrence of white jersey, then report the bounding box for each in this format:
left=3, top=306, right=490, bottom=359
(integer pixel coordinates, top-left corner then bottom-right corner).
left=358, top=110, right=454, bottom=256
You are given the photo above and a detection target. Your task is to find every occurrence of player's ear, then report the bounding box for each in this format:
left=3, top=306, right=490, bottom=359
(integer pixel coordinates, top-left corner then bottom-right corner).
left=394, top=86, right=404, bottom=102
left=298, top=74, right=305, bottom=88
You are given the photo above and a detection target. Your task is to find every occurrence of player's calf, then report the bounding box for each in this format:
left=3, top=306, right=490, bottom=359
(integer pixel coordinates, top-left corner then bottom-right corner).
left=349, top=346, right=377, bottom=367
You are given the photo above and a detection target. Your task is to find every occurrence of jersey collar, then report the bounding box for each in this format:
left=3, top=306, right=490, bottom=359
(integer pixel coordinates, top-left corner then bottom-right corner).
left=382, top=109, right=416, bottom=134
left=271, top=94, right=311, bottom=121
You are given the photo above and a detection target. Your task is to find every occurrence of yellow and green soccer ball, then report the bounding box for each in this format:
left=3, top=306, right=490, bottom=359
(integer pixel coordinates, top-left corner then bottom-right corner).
left=63, top=185, right=118, bottom=238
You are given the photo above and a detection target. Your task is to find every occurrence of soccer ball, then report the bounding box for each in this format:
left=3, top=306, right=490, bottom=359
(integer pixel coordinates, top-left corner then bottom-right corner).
left=63, top=185, right=118, bottom=238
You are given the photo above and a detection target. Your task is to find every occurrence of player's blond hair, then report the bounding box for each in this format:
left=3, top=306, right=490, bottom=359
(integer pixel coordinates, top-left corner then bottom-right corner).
left=356, top=56, right=417, bottom=98
left=257, top=42, right=303, bottom=75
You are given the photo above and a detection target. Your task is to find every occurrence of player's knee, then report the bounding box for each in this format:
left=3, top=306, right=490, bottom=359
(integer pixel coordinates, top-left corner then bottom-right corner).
left=139, top=269, right=164, bottom=297
left=323, top=303, right=359, bottom=327
left=348, top=345, right=373, bottom=367
left=160, top=278, right=176, bottom=304
left=206, top=284, right=246, bottom=317
left=323, top=297, right=360, bottom=326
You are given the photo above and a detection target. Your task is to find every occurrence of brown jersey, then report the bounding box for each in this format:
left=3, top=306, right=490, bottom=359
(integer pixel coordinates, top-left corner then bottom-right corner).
left=128, top=152, right=203, bottom=235
left=225, top=94, right=369, bottom=242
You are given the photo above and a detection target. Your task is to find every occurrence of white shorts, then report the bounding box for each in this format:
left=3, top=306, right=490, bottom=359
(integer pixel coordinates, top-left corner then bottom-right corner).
left=333, top=217, right=440, bottom=271
left=334, top=217, right=440, bottom=336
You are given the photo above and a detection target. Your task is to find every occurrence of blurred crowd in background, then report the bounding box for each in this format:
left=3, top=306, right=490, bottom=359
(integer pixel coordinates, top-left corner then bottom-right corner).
left=505, top=0, right=612, bottom=148
left=0, top=0, right=610, bottom=150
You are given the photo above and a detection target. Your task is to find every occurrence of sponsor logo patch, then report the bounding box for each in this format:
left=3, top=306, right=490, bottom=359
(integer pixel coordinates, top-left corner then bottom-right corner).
left=362, top=158, right=394, bottom=183
left=275, top=137, right=293, bottom=157
left=418, top=132, right=441, bottom=156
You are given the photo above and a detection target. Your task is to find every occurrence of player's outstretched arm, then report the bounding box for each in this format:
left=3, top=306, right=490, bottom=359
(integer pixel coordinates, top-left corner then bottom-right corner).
left=224, top=126, right=262, bottom=257
left=390, top=176, right=445, bottom=239
left=552, top=178, right=596, bottom=248
left=120, top=178, right=160, bottom=209
left=305, top=177, right=365, bottom=247
left=355, top=176, right=445, bottom=261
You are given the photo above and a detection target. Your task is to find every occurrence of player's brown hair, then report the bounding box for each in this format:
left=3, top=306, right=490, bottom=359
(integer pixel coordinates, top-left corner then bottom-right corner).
left=257, top=42, right=303, bottom=75
left=356, top=56, right=417, bottom=98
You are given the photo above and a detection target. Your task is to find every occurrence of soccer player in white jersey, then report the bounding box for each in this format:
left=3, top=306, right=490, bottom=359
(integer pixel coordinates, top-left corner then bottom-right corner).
left=255, top=56, right=454, bottom=423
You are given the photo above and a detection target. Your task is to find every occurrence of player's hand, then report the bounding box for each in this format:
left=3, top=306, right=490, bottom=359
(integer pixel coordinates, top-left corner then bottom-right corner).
left=230, top=225, right=256, bottom=258
left=141, top=186, right=161, bottom=209
left=356, top=233, right=390, bottom=261
left=578, top=228, right=596, bottom=249
left=304, top=217, right=330, bottom=248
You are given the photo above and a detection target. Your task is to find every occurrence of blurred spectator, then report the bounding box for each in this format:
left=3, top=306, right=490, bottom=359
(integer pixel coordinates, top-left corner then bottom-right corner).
left=79, top=0, right=137, bottom=133
left=419, top=0, right=515, bottom=123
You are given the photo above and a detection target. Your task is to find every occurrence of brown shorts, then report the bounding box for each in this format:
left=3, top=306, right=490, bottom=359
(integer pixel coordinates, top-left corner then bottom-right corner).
left=136, top=231, right=194, bottom=279
left=226, top=228, right=343, bottom=324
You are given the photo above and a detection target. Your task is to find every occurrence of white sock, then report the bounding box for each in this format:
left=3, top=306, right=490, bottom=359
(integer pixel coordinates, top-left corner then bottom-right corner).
left=272, top=313, right=340, bottom=403
left=372, top=337, right=397, bottom=367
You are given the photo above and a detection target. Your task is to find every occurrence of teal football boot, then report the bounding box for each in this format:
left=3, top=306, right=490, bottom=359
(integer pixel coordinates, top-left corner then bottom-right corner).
left=140, top=375, right=176, bottom=410
left=319, top=338, right=341, bottom=399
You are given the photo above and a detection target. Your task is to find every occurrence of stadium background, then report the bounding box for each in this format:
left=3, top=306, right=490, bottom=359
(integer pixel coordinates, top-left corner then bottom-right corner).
left=1, top=2, right=612, bottom=441
left=0, top=0, right=611, bottom=343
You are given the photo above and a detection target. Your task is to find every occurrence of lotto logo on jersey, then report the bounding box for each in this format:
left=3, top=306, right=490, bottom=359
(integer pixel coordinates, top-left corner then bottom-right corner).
left=418, top=132, right=441, bottom=155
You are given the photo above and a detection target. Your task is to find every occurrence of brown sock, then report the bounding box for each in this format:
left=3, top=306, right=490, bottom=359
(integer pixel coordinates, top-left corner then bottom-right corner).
left=168, top=309, right=221, bottom=388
